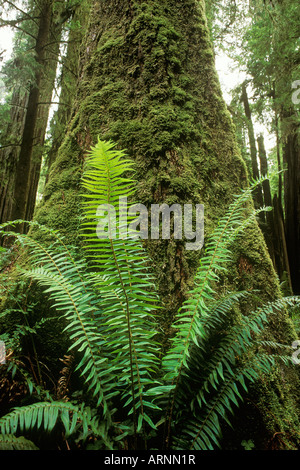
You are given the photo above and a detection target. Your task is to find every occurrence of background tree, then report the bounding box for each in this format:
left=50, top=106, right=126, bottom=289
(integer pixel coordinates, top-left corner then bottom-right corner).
left=205, top=0, right=300, bottom=294
left=243, top=0, right=300, bottom=294
left=0, top=0, right=82, bottom=236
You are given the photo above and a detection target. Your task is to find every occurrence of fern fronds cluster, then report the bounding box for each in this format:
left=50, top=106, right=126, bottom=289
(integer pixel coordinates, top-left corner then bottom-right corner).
left=0, top=434, right=39, bottom=450
left=167, top=295, right=298, bottom=450
left=0, top=139, right=298, bottom=451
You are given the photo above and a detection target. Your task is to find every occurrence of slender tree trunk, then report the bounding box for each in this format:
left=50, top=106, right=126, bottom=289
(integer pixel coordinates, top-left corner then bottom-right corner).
left=257, top=134, right=292, bottom=289
left=274, top=98, right=283, bottom=206
left=241, top=82, right=264, bottom=218
left=1, top=1, right=73, bottom=237
left=257, top=134, right=275, bottom=258
left=283, top=123, right=300, bottom=294
left=273, top=193, right=293, bottom=293
left=10, top=1, right=53, bottom=228
left=257, top=135, right=272, bottom=208
left=44, top=5, right=87, bottom=184
left=0, top=91, right=28, bottom=231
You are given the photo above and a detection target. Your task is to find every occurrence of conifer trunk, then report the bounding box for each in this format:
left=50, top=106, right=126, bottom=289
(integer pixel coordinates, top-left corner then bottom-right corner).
left=283, top=125, right=300, bottom=294
left=10, top=0, right=53, bottom=227
left=0, top=91, right=28, bottom=228
left=257, top=134, right=292, bottom=290
left=0, top=0, right=66, bottom=236
left=241, top=82, right=264, bottom=217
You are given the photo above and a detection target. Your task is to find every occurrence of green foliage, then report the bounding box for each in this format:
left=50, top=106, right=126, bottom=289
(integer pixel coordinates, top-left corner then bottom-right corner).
left=0, top=434, right=39, bottom=450
left=241, top=439, right=255, bottom=450
left=0, top=400, right=110, bottom=447
left=0, top=139, right=298, bottom=450
left=80, top=139, right=160, bottom=428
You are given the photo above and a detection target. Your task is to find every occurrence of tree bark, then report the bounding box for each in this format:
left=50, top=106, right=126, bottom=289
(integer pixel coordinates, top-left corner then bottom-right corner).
left=257, top=134, right=292, bottom=289
left=283, top=123, right=300, bottom=294
left=44, top=5, right=87, bottom=184
left=257, top=133, right=274, bottom=253
left=0, top=90, right=28, bottom=230
left=241, top=81, right=264, bottom=217
left=10, top=0, right=53, bottom=228
left=0, top=1, right=76, bottom=238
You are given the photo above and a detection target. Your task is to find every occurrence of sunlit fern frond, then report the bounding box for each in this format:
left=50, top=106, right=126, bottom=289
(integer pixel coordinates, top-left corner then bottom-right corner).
left=80, top=138, right=161, bottom=434
left=169, top=295, right=300, bottom=450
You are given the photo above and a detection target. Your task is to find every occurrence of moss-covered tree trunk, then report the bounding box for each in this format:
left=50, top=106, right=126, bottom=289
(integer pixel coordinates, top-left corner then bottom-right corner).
left=0, top=90, right=28, bottom=230
left=44, top=2, right=90, bottom=184
left=10, top=0, right=54, bottom=227
left=38, top=0, right=249, bottom=320
left=32, top=0, right=299, bottom=449
left=0, top=0, right=70, bottom=235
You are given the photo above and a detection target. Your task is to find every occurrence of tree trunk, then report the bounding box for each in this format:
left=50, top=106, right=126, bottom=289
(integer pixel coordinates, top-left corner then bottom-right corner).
left=257, top=134, right=292, bottom=290
left=10, top=1, right=53, bottom=228
left=0, top=90, right=28, bottom=230
left=29, top=0, right=300, bottom=449
left=0, top=1, right=76, bottom=238
left=283, top=123, right=300, bottom=294
left=241, top=81, right=264, bottom=217
left=44, top=4, right=88, bottom=184
left=273, top=193, right=293, bottom=293
left=257, top=134, right=274, bottom=253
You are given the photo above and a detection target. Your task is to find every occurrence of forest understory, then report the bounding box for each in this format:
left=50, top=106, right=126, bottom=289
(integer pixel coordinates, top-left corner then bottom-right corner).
left=0, top=0, right=299, bottom=453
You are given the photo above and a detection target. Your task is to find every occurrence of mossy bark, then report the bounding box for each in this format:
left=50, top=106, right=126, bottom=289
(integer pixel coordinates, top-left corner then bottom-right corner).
left=10, top=0, right=55, bottom=227
left=283, top=123, right=300, bottom=295
left=240, top=82, right=264, bottom=218
left=20, top=0, right=300, bottom=448
left=0, top=90, right=28, bottom=230
left=45, top=4, right=88, bottom=183
left=0, top=1, right=73, bottom=234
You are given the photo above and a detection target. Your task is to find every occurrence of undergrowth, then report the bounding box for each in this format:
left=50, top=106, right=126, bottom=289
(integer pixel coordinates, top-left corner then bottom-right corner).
left=0, top=139, right=299, bottom=450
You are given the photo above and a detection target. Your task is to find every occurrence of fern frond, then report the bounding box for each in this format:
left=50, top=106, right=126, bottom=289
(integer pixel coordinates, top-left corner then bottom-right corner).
left=80, top=139, right=161, bottom=436
left=160, top=175, right=298, bottom=449
left=171, top=296, right=300, bottom=450
left=174, top=355, right=275, bottom=451
left=0, top=401, right=109, bottom=444
left=0, top=224, right=117, bottom=420
left=162, top=178, right=272, bottom=384
left=0, top=434, right=39, bottom=450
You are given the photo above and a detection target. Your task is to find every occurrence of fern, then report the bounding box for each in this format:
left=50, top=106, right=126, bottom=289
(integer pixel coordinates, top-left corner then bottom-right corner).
left=0, top=139, right=298, bottom=451
left=161, top=179, right=270, bottom=383
left=0, top=139, right=161, bottom=446
left=0, top=434, right=39, bottom=450
left=0, top=224, right=118, bottom=422
left=80, top=139, right=160, bottom=436
left=169, top=296, right=298, bottom=450
left=0, top=401, right=111, bottom=446
left=158, top=177, right=299, bottom=449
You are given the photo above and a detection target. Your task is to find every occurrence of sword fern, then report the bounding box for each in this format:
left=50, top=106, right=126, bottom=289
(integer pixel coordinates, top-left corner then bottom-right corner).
left=0, top=139, right=298, bottom=450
